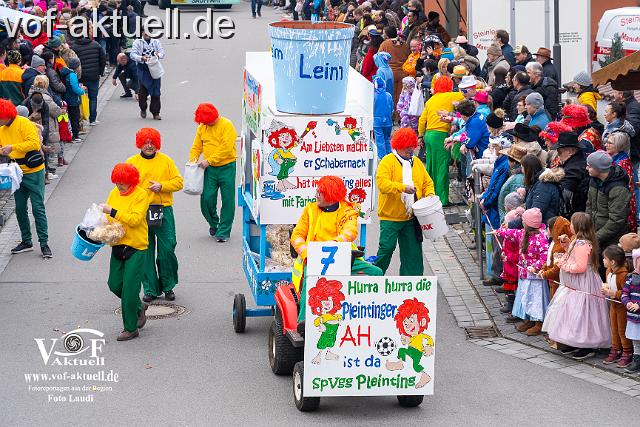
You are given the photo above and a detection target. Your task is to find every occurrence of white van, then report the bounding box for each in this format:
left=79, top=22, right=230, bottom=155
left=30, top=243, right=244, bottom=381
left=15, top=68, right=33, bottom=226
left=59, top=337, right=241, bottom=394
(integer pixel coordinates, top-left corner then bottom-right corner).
left=593, top=7, right=640, bottom=71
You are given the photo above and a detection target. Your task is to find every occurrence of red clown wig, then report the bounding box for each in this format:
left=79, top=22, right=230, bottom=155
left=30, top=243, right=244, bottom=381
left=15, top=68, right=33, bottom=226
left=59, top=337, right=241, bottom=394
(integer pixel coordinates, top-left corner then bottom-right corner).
left=433, top=75, right=454, bottom=94
left=308, top=278, right=346, bottom=316
left=317, top=176, right=347, bottom=204
left=0, top=99, right=17, bottom=121
left=194, top=103, right=219, bottom=125
left=111, top=163, right=140, bottom=188
left=391, top=128, right=419, bottom=150
left=560, top=104, right=590, bottom=129
left=395, top=298, right=430, bottom=336
left=539, top=121, right=573, bottom=143
left=135, top=127, right=161, bottom=150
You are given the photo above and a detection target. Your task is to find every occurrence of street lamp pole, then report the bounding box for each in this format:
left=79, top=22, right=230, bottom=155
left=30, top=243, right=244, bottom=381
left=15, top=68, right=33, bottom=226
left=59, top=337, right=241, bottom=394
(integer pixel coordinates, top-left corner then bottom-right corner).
left=553, top=0, right=561, bottom=84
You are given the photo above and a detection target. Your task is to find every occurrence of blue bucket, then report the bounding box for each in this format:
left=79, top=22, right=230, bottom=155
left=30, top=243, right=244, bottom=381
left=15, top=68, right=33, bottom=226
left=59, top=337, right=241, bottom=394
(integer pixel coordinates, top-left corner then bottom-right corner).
left=0, top=175, right=11, bottom=191
left=71, top=225, right=104, bottom=261
left=269, top=21, right=355, bottom=115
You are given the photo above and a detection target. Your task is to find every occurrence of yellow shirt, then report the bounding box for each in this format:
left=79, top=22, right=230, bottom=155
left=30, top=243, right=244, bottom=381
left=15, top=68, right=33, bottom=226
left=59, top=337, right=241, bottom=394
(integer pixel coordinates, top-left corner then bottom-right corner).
left=0, top=115, right=44, bottom=174
left=189, top=117, right=238, bottom=167
left=376, top=154, right=435, bottom=221
left=290, top=201, right=359, bottom=260
left=126, top=152, right=184, bottom=207
left=409, top=333, right=434, bottom=352
left=418, top=91, right=465, bottom=135
left=578, top=91, right=602, bottom=113
left=313, top=313, right=342, bottom=326
left=106, top=186, right=150, bottom=250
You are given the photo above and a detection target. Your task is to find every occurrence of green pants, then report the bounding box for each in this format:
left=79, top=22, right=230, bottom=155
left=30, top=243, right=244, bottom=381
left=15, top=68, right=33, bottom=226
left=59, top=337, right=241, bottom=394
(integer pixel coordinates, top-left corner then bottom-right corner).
left=375, top=220, right=424, bottom=276
left=298, top=259, right=383, bottom=322
left=316, top=322, right=339, bottom=349
left=143, top=206, right=178, bottom=296
left=108, top=250, right=146, bottom=332
left=200, top=162, right=236, bottom=238
left=398, top=346, right=424, bottom=373
left=14, top=169, right=48, bottom=245
left=424, top=130, right=450, bottom=205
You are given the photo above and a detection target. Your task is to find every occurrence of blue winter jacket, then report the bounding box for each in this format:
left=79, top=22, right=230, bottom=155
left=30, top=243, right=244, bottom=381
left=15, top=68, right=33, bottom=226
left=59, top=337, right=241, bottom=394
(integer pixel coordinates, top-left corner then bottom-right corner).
left=59, top=67, right=85, bottom=107
left=463, top=110, right=490, bottom=155
left=374, top=52, right=394, bottom=99
left=374, top=76, right=394, bottom=128
left=508, top=168, right=562, bottom=229
left=528, top=108, right=551, bottom=130
left=481, top=155, right=510, bottom=229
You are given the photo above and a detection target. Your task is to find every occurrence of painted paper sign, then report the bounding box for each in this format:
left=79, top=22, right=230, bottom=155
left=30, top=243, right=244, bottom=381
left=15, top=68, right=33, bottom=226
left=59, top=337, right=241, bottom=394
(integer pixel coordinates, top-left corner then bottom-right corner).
left=306, top=242, right=352, bottom=277
left=303, top=275, right=437, bottom=397
left=243, top=69, right=263, bottom=135
left=258, top=175, right=373, bottom=225
left=250, top=138, right=262, bottom=216
left=263, top=116, right=370, bottom=180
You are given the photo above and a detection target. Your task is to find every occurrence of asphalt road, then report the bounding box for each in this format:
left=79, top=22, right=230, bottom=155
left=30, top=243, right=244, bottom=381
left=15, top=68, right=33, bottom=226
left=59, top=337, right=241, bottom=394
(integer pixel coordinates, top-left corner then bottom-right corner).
left=0, top=3, right=637, bottom=425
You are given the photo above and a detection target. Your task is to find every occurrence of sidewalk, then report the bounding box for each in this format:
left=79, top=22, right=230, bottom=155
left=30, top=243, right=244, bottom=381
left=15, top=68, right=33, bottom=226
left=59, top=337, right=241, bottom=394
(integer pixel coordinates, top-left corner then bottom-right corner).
left=0, top=67, right=116, bottom=270
left=425, top=197, right=640, bottom=398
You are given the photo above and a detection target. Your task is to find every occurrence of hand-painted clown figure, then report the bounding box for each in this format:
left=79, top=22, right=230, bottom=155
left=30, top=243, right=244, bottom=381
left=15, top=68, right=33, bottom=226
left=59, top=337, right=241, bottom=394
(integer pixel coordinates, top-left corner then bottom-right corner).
left=290, top=176, right=383, bottom=324
left=100, top=163, right=151, bottom=341
left=375, top=128, right=435, bottom=275
left=127, top=128, right=183, bottom=303
left=386, top=298, right=434, bottom=388
left=189, top=103, right=238, bottom=242
left=308, top=278, right=345, bottom=364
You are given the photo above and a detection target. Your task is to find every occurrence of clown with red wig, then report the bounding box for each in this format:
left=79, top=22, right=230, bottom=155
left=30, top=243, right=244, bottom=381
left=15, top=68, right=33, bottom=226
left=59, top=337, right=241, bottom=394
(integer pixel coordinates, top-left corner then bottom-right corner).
left=99, top=163, right=151, bottom=341
left=290, top=176, right=382, bottom=324
left=0, top=99, right=52, bottom=258
left=127, top=128, right=183, bottom=303
left=417, top=75, right=464, bottom=204
left=560, top=104, right=602, bottom=153
left=189, top=103, right=238, bottom=242
left=375, top=128, right=434, bottom=276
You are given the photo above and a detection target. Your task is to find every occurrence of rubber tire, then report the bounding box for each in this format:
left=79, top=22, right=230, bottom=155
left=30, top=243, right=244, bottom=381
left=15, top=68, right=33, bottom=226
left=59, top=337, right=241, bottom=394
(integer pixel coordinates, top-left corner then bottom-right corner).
left=233, top=293, right=246, bottom=333
left=397, top=395, right=424, bottom=407
left=213, top=4, right=232, bottom=8
left=268, top=309, right=303, bottom=375
left=148, top=0, right=158, bottom=4
left=158, top=0, right=170, bottom=9
left=293, top=362, right=320, bottom=412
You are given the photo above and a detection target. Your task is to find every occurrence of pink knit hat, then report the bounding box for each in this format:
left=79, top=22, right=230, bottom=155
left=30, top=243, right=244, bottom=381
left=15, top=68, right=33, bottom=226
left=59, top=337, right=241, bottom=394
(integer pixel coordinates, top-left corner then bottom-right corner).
left=522, top=208, right=542, bottom=229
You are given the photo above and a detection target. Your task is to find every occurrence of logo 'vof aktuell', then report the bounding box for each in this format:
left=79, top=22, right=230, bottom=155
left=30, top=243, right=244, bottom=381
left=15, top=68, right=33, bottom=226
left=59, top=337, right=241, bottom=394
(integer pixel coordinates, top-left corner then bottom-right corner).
left=34, top=329, right=105, bottom=366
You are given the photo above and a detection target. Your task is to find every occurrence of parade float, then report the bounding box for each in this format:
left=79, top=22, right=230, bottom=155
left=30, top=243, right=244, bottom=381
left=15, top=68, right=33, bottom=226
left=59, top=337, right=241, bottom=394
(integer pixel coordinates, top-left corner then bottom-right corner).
left=235, top=21, right=437, bottom=411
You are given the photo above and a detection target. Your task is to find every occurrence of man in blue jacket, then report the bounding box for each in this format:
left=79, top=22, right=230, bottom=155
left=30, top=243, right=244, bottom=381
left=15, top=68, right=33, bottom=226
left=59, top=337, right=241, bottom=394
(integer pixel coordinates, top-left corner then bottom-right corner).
left=374, top=76, right=394, bottom=159
left=112, top=53, right=139, bottom=99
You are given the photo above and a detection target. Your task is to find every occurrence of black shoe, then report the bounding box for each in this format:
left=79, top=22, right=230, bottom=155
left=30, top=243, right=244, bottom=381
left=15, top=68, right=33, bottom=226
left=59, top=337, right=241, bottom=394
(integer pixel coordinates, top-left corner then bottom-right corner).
left=500, top=294, right=515, bottom=313
left=41, top=245, right=53, bottom=259
left=505, top=314, right=519, bottom=323
left=11, top=241, right=33, bottom=254
left=257, top=10, right=261, bottom=16
left=121, top=93, right=133, bottom=98
left=560, top=345, right=578, bottom=354
left=209, top=227, right=217, bottom=237
left=482, top=277, right=501, bottom=287
left=142, top=293, right=156, bottom=303
left=572, top=348, right=596, bottom=360
left=140, top=110, right=147, bottom=119
left=165, top=290, right=175, bottom=301
left=625, top=354, right=640, bottom=372
left=252, top=12, right=256, bottom=18
left=216, top=236, right=229, bottom=243
left=297, top=320, right=305, bottom=336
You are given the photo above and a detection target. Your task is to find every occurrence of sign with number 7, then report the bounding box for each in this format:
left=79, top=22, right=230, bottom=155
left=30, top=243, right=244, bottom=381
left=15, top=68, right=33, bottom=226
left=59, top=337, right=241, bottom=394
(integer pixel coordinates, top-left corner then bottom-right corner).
left=306, top=242, right=352, bottom=277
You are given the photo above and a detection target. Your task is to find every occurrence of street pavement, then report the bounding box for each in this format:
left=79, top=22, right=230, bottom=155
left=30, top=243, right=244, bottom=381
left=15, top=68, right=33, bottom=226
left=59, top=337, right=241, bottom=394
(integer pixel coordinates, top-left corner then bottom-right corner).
left=0, top=3, right=638, bottom=425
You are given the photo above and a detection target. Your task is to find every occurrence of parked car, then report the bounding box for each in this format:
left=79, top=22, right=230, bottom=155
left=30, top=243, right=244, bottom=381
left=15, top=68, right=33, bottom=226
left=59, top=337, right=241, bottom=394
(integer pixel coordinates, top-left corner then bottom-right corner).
left=593, top=7, right=640, bottom=70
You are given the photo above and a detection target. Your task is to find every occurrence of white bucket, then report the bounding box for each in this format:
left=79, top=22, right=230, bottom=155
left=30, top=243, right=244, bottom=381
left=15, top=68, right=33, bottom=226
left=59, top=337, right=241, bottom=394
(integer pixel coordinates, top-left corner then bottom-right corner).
left=412, top=196, right=448, bottom=240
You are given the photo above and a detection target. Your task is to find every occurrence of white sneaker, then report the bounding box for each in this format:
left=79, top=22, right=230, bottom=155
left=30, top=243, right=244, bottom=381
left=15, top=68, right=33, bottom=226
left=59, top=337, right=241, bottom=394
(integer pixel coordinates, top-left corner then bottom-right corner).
left=89, top=121, right=100, bottom=126
left=72, top=137, right=82, bottom=143
left=48, top=173, right=58, bottom=180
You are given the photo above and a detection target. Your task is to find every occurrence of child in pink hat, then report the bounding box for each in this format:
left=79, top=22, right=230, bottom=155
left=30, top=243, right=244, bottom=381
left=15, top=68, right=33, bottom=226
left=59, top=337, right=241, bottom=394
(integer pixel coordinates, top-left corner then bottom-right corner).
left=497, top=207, right=550, bottom=335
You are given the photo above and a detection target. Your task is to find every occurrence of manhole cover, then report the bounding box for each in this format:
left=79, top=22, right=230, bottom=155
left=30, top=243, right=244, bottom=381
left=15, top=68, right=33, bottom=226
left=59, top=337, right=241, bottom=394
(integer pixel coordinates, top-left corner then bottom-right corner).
left=115, top=301, right=189, bottom=320
left=464, top=326, right=499, bottom=339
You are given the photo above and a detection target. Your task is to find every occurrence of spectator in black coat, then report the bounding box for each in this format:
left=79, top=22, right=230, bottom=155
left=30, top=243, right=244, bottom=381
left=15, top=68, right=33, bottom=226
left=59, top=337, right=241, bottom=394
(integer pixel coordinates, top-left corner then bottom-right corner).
left=70, top=33, right=106, bottom=125
left=532, top=47, right=559, bottom=84
left=526, top=61, right=559, bottom=119
left=454, top=35, right=479, bottom=57
left=504, top=71, right=533, bottom=121
left=553, top=132, right=589, bottom=217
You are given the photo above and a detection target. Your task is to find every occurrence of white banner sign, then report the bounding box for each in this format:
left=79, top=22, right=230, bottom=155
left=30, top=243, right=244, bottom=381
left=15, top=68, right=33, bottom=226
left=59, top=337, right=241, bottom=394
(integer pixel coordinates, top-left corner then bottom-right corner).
left=258, top=175, right=374, bottom=225
left=304, top=275, right=438, bottom=397
left=306, top=242, right=352, bottom=277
